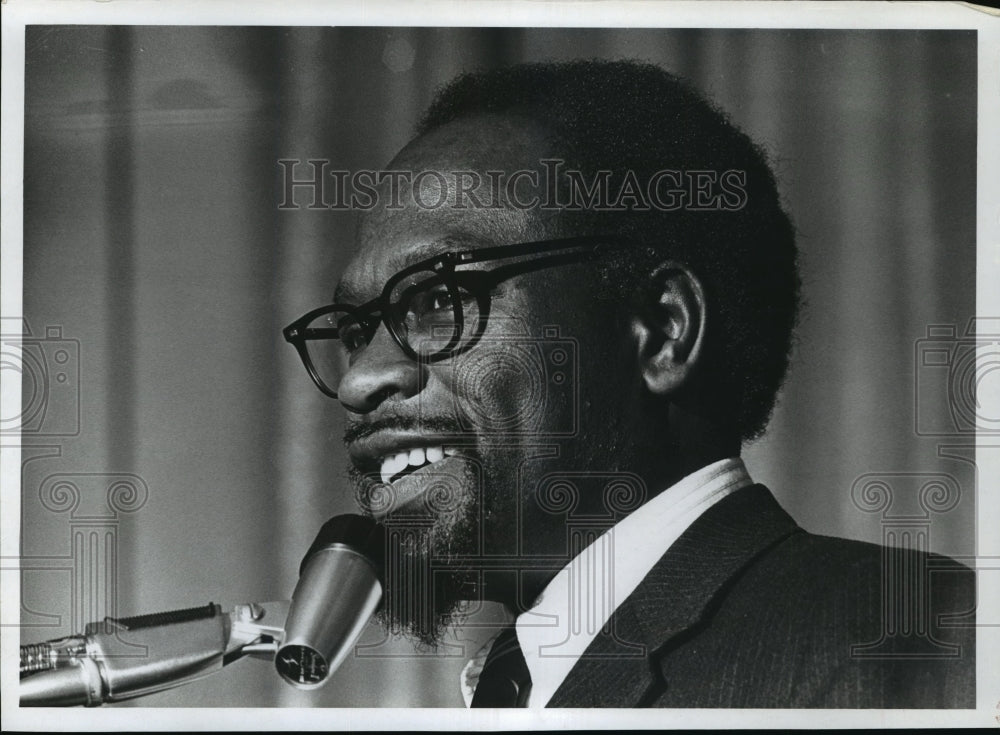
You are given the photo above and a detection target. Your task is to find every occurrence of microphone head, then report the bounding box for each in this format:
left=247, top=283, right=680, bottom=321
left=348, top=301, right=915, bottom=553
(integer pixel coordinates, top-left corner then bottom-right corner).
left=298, top=513, right=385, bottom=578
left=275, top=514, right=385, bottom=689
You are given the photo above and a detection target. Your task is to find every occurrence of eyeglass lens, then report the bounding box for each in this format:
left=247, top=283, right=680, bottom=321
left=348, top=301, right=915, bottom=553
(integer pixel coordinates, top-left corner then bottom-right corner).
left=301, top=270, right=484, bottom=396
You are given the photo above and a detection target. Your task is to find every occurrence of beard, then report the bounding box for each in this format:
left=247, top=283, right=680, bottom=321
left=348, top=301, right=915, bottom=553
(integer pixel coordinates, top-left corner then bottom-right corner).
left=342, top=337, right=641, bottom=649
left=350, top=446, right=520, bottom=649
left=369, top=511, right=478, bottom=649
left=349, top=431, right=639, bottom=648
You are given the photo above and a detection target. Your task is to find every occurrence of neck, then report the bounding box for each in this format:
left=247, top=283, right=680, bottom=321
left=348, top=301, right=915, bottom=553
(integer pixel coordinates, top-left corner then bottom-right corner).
left=643, top=399, right=739, bottom=495
left=475, top=399, right=740, bottom=615
left=491, top=441, right=738, bottom=615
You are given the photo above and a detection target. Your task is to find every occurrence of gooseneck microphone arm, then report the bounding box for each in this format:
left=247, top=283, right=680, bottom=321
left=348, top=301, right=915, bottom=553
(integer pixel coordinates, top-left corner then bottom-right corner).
left=19, top=514, right=385, bottom=706
left=19, top=600, right=290, bottom=706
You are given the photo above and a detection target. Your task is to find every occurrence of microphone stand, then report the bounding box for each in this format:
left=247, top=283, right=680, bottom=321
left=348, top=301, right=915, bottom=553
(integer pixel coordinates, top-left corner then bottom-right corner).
left=18, top=512, right=386, bottom=707
left=19, top=600, right=289, bottom=706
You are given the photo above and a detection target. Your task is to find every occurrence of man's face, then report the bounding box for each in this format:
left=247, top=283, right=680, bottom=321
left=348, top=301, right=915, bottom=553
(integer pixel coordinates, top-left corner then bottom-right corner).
left=335, top=115, right=643, bottom=644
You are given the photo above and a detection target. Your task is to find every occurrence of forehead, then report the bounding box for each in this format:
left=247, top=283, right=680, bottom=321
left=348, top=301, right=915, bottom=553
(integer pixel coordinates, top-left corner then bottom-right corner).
left=333, top=232, right=492, bottom=304
left=335, top=115, right=555, bottom=303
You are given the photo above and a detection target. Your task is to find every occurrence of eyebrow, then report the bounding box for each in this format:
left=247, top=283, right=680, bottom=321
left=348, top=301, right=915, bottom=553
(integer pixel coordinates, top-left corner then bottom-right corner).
left=331, top=234, right=495, bottom=304
left=332, top=279, right=365, bottom=305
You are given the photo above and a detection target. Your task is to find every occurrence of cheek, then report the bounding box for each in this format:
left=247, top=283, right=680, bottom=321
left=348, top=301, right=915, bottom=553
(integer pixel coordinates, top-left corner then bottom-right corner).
left=448, top=341, right=574, bottom=436
left=450, top=286, right=586, bottom=436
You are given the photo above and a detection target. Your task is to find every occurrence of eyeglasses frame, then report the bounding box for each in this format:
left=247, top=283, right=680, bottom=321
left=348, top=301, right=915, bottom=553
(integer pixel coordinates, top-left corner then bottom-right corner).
left=282, top=235, right=634, bottom=399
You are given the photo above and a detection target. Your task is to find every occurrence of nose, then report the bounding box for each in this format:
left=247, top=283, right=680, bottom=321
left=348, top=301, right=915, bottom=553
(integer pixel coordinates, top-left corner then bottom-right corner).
left=337, top=326, right=424, bottom=413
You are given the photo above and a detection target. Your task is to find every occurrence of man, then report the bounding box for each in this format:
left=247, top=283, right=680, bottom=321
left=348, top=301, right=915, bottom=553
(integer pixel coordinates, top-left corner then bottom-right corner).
left=284, top=60, right=974, bottom=707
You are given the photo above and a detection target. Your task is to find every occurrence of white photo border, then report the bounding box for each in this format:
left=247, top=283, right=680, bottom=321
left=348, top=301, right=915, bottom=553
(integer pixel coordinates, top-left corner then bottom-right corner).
left=2, top=0, right=997, bottom=730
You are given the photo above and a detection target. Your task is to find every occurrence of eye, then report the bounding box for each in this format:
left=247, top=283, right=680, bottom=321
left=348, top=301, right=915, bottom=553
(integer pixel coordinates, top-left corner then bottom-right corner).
left=428, top=288, right=454, bottom=312
left=339, top=318, right=369, bottom=354
left=402, top=286, right=455, bottom=320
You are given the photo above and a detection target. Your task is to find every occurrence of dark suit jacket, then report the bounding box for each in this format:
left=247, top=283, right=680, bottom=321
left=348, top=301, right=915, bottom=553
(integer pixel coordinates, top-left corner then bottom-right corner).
left=547, top=485, right=975, bottom=708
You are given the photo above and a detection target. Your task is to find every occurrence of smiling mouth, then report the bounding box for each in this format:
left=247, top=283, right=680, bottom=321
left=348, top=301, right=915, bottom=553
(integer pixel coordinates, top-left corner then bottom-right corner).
left=379, top=445, right=461, bottom=484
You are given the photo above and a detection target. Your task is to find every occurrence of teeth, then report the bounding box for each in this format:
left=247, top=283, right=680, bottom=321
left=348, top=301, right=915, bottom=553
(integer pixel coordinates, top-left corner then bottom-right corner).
left=378, top=445, right=450, bottom=484
left=379, top=453, right=407, bottom=484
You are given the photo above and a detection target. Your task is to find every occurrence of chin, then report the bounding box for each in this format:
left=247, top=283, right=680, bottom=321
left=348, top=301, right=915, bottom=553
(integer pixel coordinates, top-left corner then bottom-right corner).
left=350, top=445, right=526, bottom=645
left=350, top=464, right=484, bottom=648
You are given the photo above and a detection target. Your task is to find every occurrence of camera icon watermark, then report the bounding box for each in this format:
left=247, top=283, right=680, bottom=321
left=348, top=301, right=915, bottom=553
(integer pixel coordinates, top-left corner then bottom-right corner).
left=914, top=317, right=1000, bottom=436
left=1, top=318, right=81, bottom=437
left=421, top=320, right=579, bottom=439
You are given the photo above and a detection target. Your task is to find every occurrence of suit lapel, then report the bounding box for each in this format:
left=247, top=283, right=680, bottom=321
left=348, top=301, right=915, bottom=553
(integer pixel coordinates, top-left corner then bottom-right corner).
left=547, top=485, right=801, bottom=707
left=541, top=583, right=657, bottom=707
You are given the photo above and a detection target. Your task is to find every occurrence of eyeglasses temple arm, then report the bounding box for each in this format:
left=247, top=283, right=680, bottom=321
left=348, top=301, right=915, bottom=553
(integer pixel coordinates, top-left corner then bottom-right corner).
left=452, top=235, right=629, bottom=265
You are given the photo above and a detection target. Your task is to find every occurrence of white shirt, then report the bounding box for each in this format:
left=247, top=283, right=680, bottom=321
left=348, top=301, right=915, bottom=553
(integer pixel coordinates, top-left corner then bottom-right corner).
left=461, top=457, right=752, bottom=707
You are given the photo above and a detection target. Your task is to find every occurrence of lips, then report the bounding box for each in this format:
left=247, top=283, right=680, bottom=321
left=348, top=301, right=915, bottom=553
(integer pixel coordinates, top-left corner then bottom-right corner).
left=349, top=426, right=463, bottom=468
left=346, top=424, right=477, bottom=513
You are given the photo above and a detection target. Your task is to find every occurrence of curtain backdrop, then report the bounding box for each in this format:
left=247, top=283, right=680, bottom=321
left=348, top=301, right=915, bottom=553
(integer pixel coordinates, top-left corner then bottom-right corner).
left=20, top=27, right=976, bottom=706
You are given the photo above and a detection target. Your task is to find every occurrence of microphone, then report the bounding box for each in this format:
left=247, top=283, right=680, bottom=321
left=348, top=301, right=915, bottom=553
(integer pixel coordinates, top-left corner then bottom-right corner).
left=274, top=513, right=385, bottom=688
left=19, top=513, right=385, bottom=705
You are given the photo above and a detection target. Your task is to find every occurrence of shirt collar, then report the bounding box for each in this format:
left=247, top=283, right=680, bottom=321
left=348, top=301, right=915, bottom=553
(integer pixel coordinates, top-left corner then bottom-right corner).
left=501, top=457, right=752, bottom=707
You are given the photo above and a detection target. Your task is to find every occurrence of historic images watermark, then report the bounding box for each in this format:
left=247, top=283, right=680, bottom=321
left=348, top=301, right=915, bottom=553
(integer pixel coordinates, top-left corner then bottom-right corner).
left=277, top=159, right=749, bottom=213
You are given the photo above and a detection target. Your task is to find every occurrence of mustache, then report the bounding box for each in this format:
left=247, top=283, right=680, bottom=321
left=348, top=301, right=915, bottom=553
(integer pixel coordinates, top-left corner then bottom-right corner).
left=343, top=413, right=467, bottom=445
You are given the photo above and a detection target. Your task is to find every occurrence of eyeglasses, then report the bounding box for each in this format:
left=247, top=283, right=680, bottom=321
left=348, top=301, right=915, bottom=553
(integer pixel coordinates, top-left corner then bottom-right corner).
left=282, top=235, right=632, bottom=399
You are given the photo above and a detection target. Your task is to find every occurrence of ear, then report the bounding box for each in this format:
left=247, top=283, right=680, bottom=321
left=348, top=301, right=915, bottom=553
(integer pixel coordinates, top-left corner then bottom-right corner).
left=630, top=262, right=706, bottom=396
